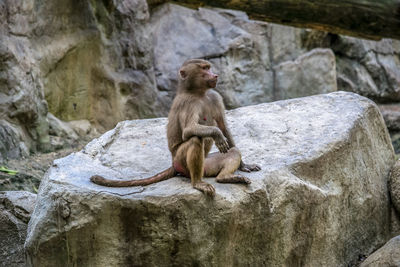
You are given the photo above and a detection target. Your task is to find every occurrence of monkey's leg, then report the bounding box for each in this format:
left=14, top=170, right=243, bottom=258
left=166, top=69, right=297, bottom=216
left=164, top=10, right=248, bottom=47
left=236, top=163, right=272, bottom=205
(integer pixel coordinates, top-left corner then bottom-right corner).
left=175, top=137, right=216, bottom=196
left=204, top=147, right=251, bottom=184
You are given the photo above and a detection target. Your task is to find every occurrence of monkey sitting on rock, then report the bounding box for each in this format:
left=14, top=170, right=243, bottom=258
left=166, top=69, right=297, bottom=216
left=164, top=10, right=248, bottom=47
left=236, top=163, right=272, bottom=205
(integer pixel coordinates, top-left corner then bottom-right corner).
left=91, top=59, right=260, bottom=197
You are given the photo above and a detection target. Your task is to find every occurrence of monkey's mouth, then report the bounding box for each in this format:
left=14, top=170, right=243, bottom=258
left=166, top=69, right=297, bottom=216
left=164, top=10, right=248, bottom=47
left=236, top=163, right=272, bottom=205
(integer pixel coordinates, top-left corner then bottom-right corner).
left=208, top=79, right=217, bottom=88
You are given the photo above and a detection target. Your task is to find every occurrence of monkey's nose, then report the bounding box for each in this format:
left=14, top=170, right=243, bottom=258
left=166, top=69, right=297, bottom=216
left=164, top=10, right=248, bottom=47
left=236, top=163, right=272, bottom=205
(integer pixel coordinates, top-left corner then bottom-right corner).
left=214, top=74, right=218, bottom=79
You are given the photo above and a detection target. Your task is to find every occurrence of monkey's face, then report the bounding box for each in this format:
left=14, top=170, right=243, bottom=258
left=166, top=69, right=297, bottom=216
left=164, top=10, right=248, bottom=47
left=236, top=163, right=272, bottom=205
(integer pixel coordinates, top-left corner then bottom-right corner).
left=179, top=60, right=219, bottom=91
left=191, top=63, right=218, bottom=89
left=200, top=64, right=218, bottom=89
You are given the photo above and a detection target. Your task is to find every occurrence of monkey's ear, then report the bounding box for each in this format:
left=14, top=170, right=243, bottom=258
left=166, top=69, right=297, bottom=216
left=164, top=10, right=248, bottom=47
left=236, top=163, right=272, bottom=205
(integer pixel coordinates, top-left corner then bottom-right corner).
left=179, top=69, right=187, bottom=80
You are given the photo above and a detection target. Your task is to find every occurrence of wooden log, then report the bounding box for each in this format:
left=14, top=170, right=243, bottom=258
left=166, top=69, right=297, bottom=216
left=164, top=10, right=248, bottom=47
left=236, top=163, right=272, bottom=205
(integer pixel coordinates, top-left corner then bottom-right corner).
left=148, top=0, right=400, bottom=40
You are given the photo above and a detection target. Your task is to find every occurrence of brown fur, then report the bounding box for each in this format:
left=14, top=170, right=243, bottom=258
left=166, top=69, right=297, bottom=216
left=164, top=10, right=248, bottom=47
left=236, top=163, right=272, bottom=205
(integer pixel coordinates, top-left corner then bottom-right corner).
left=90, top=59, right=260, bottom=196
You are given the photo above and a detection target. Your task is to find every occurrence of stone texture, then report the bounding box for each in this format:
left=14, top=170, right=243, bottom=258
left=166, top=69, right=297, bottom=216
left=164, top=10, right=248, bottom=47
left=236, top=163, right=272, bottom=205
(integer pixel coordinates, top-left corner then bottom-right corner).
left=150, top=4, right=337, bottom=109
left=150, top=4, right=272, bottom=108
left=306, top=33, right=400, bottom=102
left=0, top=191, right=36, bottom=267
left=390, top=207, right=400, bottom=237
left=47, top=113, right=78, bottom=140
left=0, top=172, right=41, bottom=193
left=148, top=0, right=400, bottom=41
left=391, top=132, right=400, bottom=155
left=0, top=120, right=29, bottom=164
left=0, top=0, right=165, bottom=160
left=67, top=120, right=95, bottom=138
left=47, top=113, right=79, bottom=150
left=360, top=236, right=400, bottom=267
left=150, top=3, right=400, bottom=108
left=1, top=0, right=400, bottom=164
left=33, top=0, right=163, bottom=131
left=274, top=48, right=337, bottom=100
left=25, top=92, right=395, bottom=267
left=389, top=159, right=400, bottom=215
left=0, top=0, right=50, bottom=154
left=378, top=104, right=400, bottom=131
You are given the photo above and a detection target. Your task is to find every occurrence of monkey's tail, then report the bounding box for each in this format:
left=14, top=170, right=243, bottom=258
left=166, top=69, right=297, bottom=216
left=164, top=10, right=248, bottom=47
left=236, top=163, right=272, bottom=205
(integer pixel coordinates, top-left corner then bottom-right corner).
left=90, top=167, right=177, bottom=187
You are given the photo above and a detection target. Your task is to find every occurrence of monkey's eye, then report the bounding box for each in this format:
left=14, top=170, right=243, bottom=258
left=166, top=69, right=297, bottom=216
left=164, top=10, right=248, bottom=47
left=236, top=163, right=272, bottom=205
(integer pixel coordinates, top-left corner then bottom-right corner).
left=202, top=65, right=210, bottom=70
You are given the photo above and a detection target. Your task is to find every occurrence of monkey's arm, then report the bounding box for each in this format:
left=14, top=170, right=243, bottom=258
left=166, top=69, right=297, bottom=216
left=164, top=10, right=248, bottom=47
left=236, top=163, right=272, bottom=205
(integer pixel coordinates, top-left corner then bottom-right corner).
left=181, top=110, right=229, bottom=153
left=218, top=117, right=261, bottom=172
left=182, top=124, right=229, bottom=153
left=214, top=104, right=261, bottom=172
left=216, top=115, right=235, bottom=148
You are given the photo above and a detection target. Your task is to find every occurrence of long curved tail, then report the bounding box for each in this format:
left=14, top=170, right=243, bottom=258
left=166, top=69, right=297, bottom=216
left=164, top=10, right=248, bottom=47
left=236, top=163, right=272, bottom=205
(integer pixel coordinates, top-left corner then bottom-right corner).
left=90, top=167, right=177, bottom=187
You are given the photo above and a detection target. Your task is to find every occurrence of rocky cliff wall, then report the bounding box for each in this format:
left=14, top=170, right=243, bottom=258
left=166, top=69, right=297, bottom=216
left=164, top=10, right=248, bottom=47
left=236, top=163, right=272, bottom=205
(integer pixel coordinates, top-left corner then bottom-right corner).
left=0, top=0, right=399, bottom=163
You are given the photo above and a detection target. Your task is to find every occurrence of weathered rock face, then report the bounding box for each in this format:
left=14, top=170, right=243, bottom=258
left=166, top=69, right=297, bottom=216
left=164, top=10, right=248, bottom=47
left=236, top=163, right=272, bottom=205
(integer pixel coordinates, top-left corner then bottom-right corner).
left=274, top=48, right=336, bottom=100
left=0, top=120, right=30, bottom=163
left=378, top=104, right=400, bottom=132
left=150, top=4, right=337, bottom=109
left=389, top=159, right=400, bottom=215
left=360, top=236, right=400, bottom=267
left=0, top=0, right=51, bottom=156
left=25, top=92, right=395, bottom=267
left=303, top=32, right=400, bottom=102
left=1, top=0, right=400, bottom=163
left=0, top=0, right=164, bottom=160
left=150, top=3, right=400, bottom=107
left=334, top=37, right=400, bottom=102
left=0, top=191, right=36, bottom=267
left=31, top=0, right=163, bottom=131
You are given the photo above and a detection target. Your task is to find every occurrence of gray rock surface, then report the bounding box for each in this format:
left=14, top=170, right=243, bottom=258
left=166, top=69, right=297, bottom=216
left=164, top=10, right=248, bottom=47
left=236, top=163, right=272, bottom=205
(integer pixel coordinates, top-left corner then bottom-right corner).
left=0, top=120, right=29, bottom=164
left=0, top=191, right=36, bottom=267
left=150, top=4, right=337, bottom=108
left=47, top=113, right=78, bottom=140
left=25, top=92, right=395, bottom=267
left=67, top=120, right=96, bottom=138
left=0, top=1, right=50, bottom=154
left=360, top=236, right=400, bottom=267
left=33, top=0, right=163, bottom=131
left=274, top=48, right=337, bottom=100
left=389, top=159, right=400, bottom=215
left=306, top=33, right=400, bottom=102
left=378, top=104, right=400, bottom=131
left=0, top=0, right=164, bottom=159
left=150, top=4, right=400, bottom=108
left=1, top=0, right=400, bottom=164
left=47, top=113, right=79, bottom=150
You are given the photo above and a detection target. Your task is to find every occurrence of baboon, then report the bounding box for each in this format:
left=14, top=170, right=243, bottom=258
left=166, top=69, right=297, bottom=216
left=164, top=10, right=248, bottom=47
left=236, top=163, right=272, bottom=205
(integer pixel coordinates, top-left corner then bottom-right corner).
left=91, top=59, right=260, bottom=196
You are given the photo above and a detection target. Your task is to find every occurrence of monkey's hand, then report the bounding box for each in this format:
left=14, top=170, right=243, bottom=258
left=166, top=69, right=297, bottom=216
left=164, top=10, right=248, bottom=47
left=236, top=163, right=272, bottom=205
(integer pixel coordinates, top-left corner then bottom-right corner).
left=239, top=162, right=261, bottom=172
left=215, top=135, right=229, bottom=153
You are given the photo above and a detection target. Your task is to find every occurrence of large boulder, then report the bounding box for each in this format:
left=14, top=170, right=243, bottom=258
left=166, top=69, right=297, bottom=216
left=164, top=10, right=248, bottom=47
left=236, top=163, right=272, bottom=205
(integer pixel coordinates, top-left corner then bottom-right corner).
left=360, top=236, right=400, bottom=267
left=0, top=191, right=36, bottom=267
left=25, top=92, right=395, bottom=266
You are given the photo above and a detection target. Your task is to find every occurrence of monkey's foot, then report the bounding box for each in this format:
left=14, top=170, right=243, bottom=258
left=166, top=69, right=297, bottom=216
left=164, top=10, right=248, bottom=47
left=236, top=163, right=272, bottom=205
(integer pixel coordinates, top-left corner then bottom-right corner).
left=239, top=163, right=261, bottom=172
left=216, top=175, right=251, bottom=184
left=193, top=181, right=216, bottom=197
